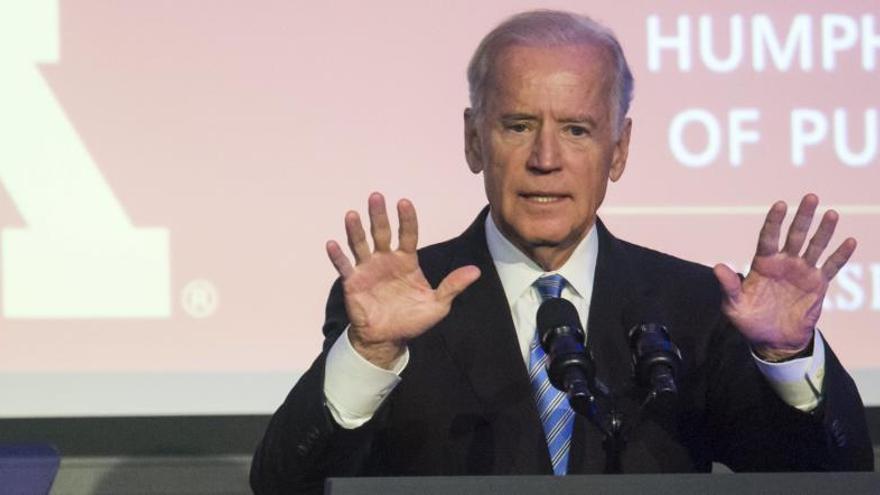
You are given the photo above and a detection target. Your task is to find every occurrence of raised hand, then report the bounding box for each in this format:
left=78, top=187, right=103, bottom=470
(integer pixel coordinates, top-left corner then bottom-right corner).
left=325, top=193, right=481, bottom=369
left=713, top=194, right=856, bottom=361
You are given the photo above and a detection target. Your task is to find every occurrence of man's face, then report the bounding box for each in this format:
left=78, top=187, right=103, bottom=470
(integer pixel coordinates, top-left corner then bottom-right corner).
left=465, top=43, right=631, bottom=270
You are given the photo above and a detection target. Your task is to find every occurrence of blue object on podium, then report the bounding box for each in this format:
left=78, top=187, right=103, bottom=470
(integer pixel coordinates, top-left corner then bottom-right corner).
left=0, top=444, right=60, bottom=495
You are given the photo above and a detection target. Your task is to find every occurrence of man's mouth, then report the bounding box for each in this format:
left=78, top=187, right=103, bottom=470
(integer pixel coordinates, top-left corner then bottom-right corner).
left=520, top=193, right=567, bottom=203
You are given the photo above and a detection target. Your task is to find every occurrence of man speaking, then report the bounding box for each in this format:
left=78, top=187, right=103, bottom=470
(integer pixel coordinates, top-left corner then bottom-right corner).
left=251, top=10, right=873, bottom=494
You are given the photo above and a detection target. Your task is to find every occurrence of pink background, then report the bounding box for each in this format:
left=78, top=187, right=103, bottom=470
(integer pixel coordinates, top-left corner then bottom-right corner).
left=0, top=1, right=877, bottom=414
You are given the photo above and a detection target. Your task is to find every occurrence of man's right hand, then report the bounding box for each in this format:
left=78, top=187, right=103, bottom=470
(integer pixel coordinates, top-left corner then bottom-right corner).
left=325, top=192, right=481, bottom=369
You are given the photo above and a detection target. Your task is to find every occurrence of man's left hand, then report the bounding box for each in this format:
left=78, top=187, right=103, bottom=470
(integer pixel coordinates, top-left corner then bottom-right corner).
left=713, top=194, right=856, bottom=362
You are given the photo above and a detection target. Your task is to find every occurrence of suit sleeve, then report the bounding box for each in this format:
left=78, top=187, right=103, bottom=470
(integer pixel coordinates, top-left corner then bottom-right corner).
left=250, top=279, right=390, bottom=494
left=705, top=312, right=874, bottom=472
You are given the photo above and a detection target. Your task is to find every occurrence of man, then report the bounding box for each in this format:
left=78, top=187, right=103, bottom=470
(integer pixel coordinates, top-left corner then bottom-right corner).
left=251, top=10, right=873, bottom=494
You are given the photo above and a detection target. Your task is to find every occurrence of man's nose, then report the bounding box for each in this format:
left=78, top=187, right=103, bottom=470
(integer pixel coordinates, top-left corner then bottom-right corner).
left=527, top=126, right=561, bottom=173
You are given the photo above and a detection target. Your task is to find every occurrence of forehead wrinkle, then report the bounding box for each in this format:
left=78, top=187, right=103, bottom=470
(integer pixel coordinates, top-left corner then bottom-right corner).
left=485, top=44, right=615, bottom=127
left=493, top=83, right=606, bottom=129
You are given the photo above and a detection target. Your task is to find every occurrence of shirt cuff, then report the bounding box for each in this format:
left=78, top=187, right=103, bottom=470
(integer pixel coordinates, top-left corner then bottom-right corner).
left=752, top=330, right=826, bottom=412
left=323, top=327, right=409, bottom=429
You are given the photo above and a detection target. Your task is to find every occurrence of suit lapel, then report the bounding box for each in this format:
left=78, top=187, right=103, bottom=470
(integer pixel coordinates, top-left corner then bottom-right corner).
left=435, top=209, right=551, bottom=473
left=587, top=219, right=639, bottom=391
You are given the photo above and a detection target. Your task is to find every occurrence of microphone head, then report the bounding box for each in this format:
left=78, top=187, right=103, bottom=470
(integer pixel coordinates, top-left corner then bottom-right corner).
left=628, top=322, right=682, bottom=389
left=536, top=298, right=583, bottom=349
left=536, top=297, right=592, bottom=393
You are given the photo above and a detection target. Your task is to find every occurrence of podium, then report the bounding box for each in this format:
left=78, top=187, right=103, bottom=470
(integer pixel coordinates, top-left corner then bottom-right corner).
left=327, top=472, right=880, bottom=495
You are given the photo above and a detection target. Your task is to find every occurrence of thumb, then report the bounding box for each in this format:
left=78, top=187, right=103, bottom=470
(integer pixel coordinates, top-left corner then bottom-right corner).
left=436, top=265, right=481, bottom=305
left=713, top=263, right=742, bottom=303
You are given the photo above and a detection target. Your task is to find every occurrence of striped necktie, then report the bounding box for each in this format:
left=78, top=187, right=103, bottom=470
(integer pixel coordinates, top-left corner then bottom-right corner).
left=529, top=274, right=575, bottom=475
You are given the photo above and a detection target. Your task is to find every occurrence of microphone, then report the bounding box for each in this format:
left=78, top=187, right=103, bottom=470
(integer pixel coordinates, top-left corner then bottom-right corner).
left=628, top=322, right=682, bottom=402
left=536, top=298, right=595, bottom=410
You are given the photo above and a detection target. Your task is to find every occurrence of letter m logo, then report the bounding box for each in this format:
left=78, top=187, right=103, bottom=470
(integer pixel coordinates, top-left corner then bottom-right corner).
left=0, top=1, right=170, bottom=318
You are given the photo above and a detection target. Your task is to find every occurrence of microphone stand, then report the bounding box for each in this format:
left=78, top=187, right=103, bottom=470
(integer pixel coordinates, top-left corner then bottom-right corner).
left=537, top=299, right=632, bottom=474
left=564, top=374, right=627, bottom=474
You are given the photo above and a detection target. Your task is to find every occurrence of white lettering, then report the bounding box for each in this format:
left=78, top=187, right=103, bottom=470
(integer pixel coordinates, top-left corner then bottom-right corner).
left=669, top=109, right=721, bottom=167
left=699, top=15, right=744, bottom=73
left=649, top=14, right=879, bottom=73
left=834, top=108, right=878, bottom=167
left=790, top=109, right=829, bottom=166
left=647, top=15, right=692, bottom=72
left=728, top=108, right=761, bottom=166
left=871, top=263, right=880, bottom=310
left=0, top=1, right=170, bottom=318
left=822, top=293, right=833, bottom=311
left=752, top=14, right=813, bottom=72
left=822, top=15, right=859, bottom=71
left=863, top=15, right=880, bottom=70
left=835, top=264, right=865, bottom=311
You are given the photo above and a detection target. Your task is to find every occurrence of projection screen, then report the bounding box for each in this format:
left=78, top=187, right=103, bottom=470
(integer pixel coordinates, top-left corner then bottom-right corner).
left=0, top=0, right=877, bottom=417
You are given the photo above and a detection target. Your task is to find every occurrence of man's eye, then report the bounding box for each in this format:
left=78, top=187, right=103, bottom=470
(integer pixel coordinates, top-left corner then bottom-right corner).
left=567, top=126, right=589, bottom=137
left=506, top=123, right=529, bottom=133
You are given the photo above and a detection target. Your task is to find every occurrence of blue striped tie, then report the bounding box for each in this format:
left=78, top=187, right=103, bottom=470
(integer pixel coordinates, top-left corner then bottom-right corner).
left=529, top=274, right=575, bottom=475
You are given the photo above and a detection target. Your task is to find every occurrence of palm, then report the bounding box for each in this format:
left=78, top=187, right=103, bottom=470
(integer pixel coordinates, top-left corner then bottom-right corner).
left=326, top=193, right=480, bottom=365
left=342, top=250, right=456, bottom=343
left=714, top=195, right=856, bottom=358
left=723, top=255, right=826, bottom=350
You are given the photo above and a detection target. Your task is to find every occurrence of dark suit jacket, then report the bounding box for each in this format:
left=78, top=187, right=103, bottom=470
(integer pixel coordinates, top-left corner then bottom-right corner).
left=251, top=209, right=873, bottom=494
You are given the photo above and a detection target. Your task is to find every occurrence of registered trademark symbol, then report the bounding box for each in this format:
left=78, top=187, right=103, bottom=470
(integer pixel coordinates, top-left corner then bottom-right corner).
left=181, top=279, right=218, bottom=318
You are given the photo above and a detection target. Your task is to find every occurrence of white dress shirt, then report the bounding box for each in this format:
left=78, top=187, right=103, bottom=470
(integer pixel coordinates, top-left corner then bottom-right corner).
left=324, top=215, right=826, bottom=429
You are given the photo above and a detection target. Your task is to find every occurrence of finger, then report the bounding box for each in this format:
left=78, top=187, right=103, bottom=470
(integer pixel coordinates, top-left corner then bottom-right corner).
left=326, top=240, right=354, bottom=278
left=755, top=201, right=787, bottom=257
left=803, top=209, right=839, bottom=266
left=368, top=192, right=392, bottom=252
left=436, top=265, right=481, bottom=305
left=397, top=198, right=419, bottom=253
left=821, top=237, right=857, bottom=280
left=782, top=194, right=819, bottom=256
left=713, top=263, right=743, bottom=304
left=345, top=211, right=371, bottom=263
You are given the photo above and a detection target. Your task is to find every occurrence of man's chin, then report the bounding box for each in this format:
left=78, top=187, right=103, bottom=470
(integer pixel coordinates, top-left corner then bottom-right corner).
left=497, top=216, right=583, bottom=249
left=512, top=229, right=578, bottom=252
left=516, top=224, right=579, bottom=246
left=523, top=236, right=566, bottom=248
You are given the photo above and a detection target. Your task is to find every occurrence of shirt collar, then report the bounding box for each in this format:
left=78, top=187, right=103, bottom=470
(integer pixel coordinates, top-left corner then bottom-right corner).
left=484, top=212, right=598, bottom=306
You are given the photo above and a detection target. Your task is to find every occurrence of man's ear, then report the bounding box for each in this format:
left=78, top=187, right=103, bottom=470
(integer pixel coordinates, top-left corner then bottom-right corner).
left=464, top=108, right=484, bottom=174
left=609, top=117, right=632, bottom=182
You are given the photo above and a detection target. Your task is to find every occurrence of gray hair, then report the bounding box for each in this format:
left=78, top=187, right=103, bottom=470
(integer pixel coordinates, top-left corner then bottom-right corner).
left=467, top=10, right=634, bottom=136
